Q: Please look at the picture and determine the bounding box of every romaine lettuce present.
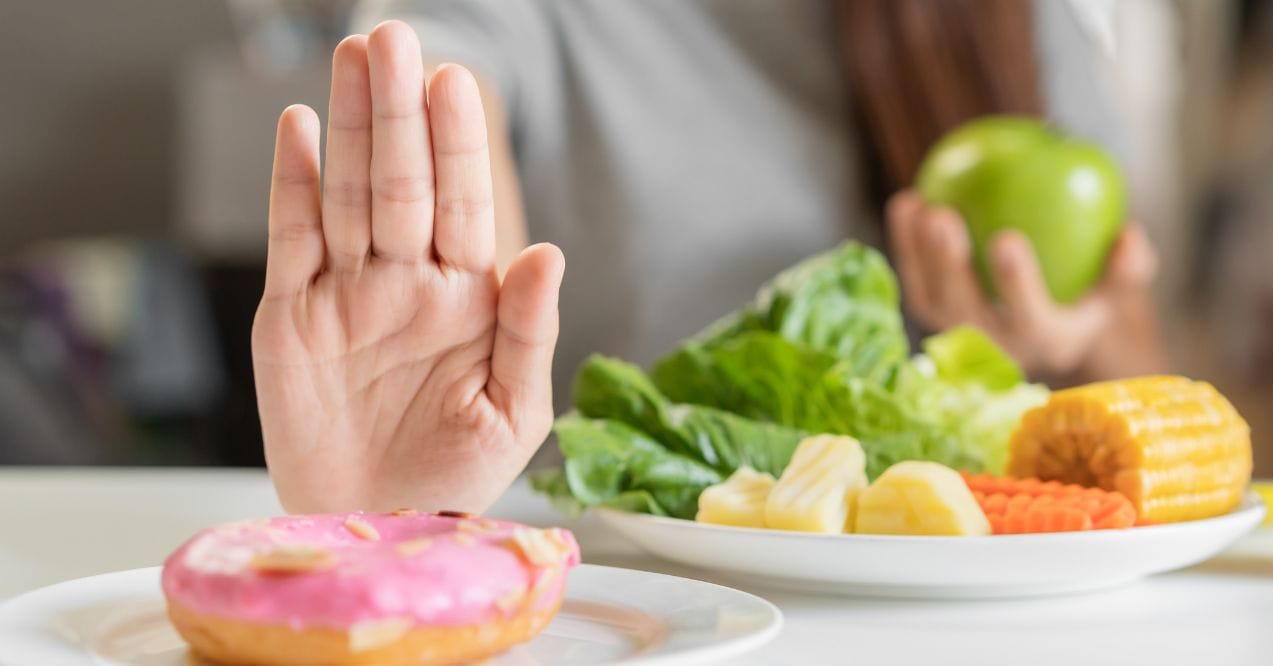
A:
[574,354,806,477]
[537,243,1048,516]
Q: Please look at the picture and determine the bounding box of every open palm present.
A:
[252,21,563,513]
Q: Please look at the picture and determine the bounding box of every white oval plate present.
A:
[0,564,780,666]
[598,492,1266,599]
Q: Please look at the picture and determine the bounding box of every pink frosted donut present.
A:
[161,510,579,665]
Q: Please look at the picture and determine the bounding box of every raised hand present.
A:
[252,21,564,513]
[887,189,1165,382]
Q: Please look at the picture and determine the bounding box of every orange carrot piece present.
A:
[962,472,1137,535]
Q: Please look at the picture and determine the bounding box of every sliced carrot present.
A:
[963,472,1137,535]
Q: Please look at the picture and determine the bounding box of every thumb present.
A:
[488,243,565,437]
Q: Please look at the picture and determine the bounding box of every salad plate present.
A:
[0,564,781,666]
[596,492,1267,599]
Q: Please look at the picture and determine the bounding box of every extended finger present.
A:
[428,64,496,274]
[885,190,934,319]
[993,231,1114,373]
[989,230,1054,334]
[925,207,989,327]
[265,105,324,299]
[1099,225,1158,291]
[367,20,434,262]
[321,35,373,272]
[488,243,565,438]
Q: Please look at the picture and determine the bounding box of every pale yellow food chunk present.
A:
[855,461,990,536]
[843,472,867,533]
[764,435,867,533]
[696,467,776,528]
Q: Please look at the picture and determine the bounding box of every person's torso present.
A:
[510,0,864,402]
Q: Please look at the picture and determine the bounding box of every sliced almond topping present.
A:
[395,537,433,557]
[494,583,528,613]
[453,532,477,547]
[344,516,381,541]
[250,545,335,574]
[348,617,413,652]
[223,519,285,540]
[508,527,571,567]
[391,508,417,517]
[457,518,502,534]
[436,510,473,519]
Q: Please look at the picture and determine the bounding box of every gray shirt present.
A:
[361,0,1120,410]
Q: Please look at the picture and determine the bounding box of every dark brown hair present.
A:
[840,0,1043,207]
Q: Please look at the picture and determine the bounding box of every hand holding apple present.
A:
[916,116,1126,304]
[886,189,1164,381]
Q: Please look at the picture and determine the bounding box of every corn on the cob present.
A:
[696,467,775,528]
[855,461,990,536]
[1007,376,1251,524]
[765,435,867,533]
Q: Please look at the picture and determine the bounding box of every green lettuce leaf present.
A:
[665,403,806,478]
[536,243,1049,517]
[652,331,841,426]
[648,315,1044,480]
[642,246,1041,481]
[653,332,975,479]
[898,327,1050,474]
[828,374,973,478]
[687,242,909,384]
[921,324,1023,390]
[574,354,805,476]
[553,414,722,519]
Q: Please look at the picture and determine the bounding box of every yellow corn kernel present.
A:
[696,467,775,528]
[1008,376,1252,523]
[764,435,867,533]
[854,461,990,536]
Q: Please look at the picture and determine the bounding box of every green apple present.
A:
[916,116,1126,304]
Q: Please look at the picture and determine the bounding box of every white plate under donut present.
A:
[597,492,1267,599]
[0,564,781,665]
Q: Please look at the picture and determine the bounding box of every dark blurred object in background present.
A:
[1205,0,1273,380]
[0,266,104,464]
[200,265,269,467]
[176,2,350,467]
[0,240,223,465]
[0,1,348,467]
[1187,0,1273,472]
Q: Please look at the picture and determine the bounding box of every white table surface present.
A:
[2,467,1271,665]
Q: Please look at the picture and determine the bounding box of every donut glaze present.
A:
[161,511,579,634]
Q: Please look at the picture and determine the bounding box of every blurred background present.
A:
[2,0,1272,475]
